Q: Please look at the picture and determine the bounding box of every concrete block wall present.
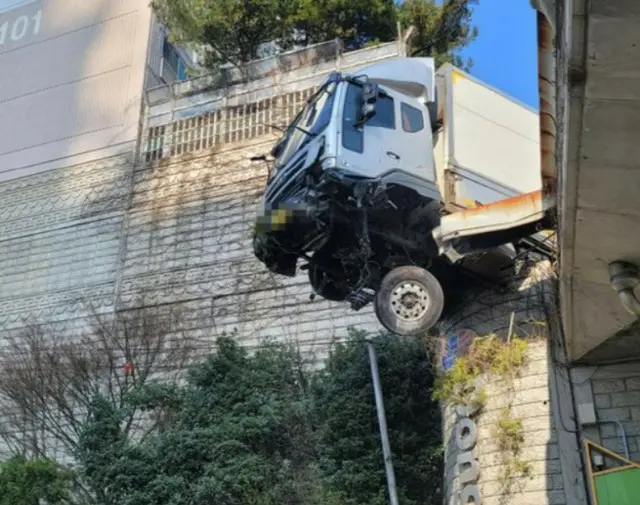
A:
[0,153,132,341]
[442,340,565,505]
[572,362,640,463]
[0,135,381,458]
[0,139,383,354]
[0,153,134,458]
[117,137,381,356]
[440,260,586,505]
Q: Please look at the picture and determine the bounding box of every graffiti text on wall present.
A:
[454,377,483,504]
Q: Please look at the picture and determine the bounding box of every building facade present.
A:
[0,3,389,361]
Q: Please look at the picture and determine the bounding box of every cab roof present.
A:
[349,57,436,104]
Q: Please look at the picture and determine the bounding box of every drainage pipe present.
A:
[592,420,630,460]
[609,261,640,318]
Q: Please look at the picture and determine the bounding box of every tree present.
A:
[151,0,478,70]
[151,0,298,69]
[399,0,478,71]
[0,456,73,505]
[75,331,443,505]
[77,335,318,505]
[290,0,398,49]
[0,302,196,503]
[312,330,444,505]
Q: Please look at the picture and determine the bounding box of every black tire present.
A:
[307,252,351,302]
[374,266,444,336]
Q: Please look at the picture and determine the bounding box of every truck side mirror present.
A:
[270,137,286,158]
[358,81,378,125]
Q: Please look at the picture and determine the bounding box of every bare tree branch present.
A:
[0,299,196,465]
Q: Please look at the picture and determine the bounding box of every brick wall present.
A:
[440,260,584,505]
[572,362,640,463]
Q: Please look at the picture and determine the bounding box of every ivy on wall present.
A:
[433,333,534,492]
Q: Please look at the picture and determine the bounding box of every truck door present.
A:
[337,82,392,178]
[385,90,436,184]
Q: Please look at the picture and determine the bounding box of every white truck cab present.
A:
[253,58,554,336]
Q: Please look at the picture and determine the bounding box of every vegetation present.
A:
[151,0,478,70]
[0,328,443,505]
[312,329,443,505]
[493,407,532,484]
[432,334,528,407]
[398,0,478,69]
[433,333,532,489]
[0,305,194,464]
[0,456,73,505]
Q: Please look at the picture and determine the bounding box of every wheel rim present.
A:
[390,281,430,321]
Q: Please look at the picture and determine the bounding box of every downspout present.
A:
[609,261,640,317]
[533,0,558,198]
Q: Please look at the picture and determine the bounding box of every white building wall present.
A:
[0,0,152,179]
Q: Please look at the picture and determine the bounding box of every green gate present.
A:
[585,439,640,505]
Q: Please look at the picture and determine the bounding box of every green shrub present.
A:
[74,330,443,505]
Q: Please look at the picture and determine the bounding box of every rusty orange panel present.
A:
[454,190,543,217]
[435,190,554,243]
[537,10,557,196]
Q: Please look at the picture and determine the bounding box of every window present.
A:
[302,81,337,136]
[401,102,425,133]
[163,37,188,82]
[342,83,364,153]
[176,59,187,81]
[368,94,395,129]
[274,81,338,167]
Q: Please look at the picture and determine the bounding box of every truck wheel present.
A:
[308,264,350,301]
[308,246,355,302]
[374,266,444,336]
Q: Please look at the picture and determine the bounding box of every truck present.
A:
[251,57,555,336]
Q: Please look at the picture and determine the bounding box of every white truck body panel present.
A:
[433,64,542,210]
[356,57,436,104]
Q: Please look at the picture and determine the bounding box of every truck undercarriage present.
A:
[254,165,454,334]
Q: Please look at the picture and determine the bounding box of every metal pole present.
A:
[367,341,400,505]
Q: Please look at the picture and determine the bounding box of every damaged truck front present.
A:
[252,57,554,336]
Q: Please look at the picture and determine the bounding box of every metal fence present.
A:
[144,87,317,162]
[142,39,403,162]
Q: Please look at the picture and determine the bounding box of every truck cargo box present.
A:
[433,64,541,212]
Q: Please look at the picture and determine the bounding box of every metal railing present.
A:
[141,39,403,162]
[144,87,317,162]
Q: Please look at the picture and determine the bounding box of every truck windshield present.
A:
[273,80,338,168]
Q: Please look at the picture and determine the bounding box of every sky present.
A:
[459,0,539,110]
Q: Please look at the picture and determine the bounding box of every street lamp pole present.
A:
[367,340,400,505]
